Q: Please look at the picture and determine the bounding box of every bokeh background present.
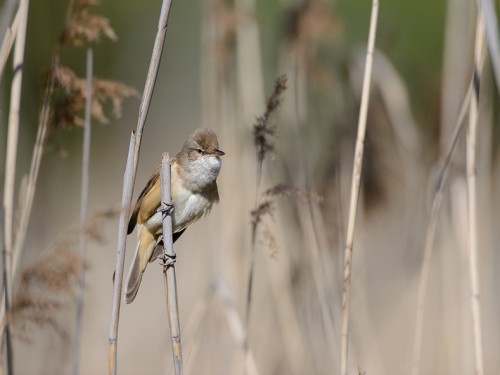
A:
[0,0,499,374]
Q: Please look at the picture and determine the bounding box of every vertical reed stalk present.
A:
[108,133,135,375]
[3,0,29,302]
[411,86,471,375]
[0,0,30,351]
[160,153,183,374]
[11,58,55,290]
[72,47,93,375]
[0,58,57,347]
[1,211,13,375]
[466,15,485,375]
[340,1,379,374]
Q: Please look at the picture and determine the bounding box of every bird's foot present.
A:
[159,251,177,267]
[157,202,174,219]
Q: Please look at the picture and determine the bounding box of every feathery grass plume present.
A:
[84,208,120,243]
[264,183,323,202]
[50,62,138,128]
[8,246,84,341]
[251,199,275,231]
[6,207,118,342]
[253,75,288,165]
[246,75,288,330]
[47,0,136,131]
[261,227,279,260]
[256,184,323,260]
[250,199,275,250]
[249,180,324,309]
[61,0,117,46]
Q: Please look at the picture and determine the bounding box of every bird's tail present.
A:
[126,227,155,303]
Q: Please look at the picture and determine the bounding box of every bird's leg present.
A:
[157,201,174,219]
[159,251,176,267]
[156,237,177,267]
[156,202,175,266]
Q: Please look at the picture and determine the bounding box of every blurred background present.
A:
[0,0,499,374]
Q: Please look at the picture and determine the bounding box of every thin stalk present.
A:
[214,278,258,375]
[11,59,55,288]
[0,6,19,81]
[340,1,378,374]
[0,7,21,366]
[72,47,93,375]
[160,153,183,374]
[108,132,135,375]
[244,75,288,329]
[466,15,485,375]
[107,0,175,372]
[0,57,56,350]
[0,210,13,375]
[411,85,471,375]
[3,0,29,303]
[245,161,262,328]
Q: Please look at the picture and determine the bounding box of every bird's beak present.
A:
[213,149,225,156]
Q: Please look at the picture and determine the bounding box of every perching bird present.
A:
[125,128,224,303]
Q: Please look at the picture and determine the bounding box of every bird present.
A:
[125,128,224,303]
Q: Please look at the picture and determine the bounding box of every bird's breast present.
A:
[171,185,213,231]
[144,184,214,236]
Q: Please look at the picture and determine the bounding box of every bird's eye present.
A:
[196,148,205,155]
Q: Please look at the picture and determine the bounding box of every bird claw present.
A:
[159,252,177,267]
[157,202,174,219]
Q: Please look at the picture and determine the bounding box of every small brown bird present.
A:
[126,128,224,303]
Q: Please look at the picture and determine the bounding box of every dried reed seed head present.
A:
[85,207,121,243]
[8,294,68,342]
[253,121,276,163]
[264,183,323,202]
[265,75,288,117]
[7,207,118,339]
[61,0,117,46]
[251,200,275,228]
[93,78,139,120]
[8,248,84,340]
[52,64,79,90]
[261,226,279,260]
[50,63,138,129]
[273,75,288,99]
[253,75,288,163]
[20,246,84,294]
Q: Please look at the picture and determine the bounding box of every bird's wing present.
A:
[127,166,161,234]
